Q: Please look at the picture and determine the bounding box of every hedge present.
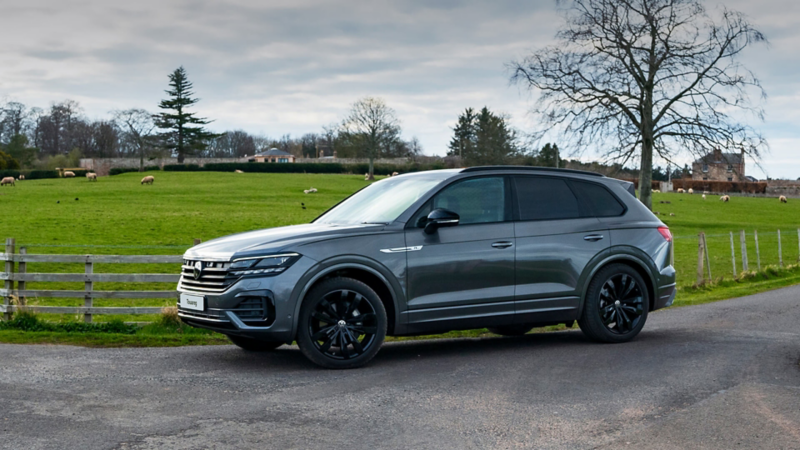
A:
[0,169,60,180]
[109,166,160,176]
[163,162,447,175]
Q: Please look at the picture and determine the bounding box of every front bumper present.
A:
[177,257,315,342]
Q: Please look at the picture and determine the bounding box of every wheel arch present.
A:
[290,258,402,339]
[578,251,658,317]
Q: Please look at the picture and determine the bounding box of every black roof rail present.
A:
[460,166,605,177]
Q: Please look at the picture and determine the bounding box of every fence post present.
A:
[697,232,706,285]
[797,228,800,262]
[730,232,737,276]
[778,229,783,267]
[740,230,749,273]
[703,232,712,281]
[84,256,93,323]
[18,246,26,306]
[4,238,15,320]
[754,230,761,271]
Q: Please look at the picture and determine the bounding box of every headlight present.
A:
[229,253,300,277]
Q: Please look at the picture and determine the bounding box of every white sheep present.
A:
[687,188,694,194]
[702,194,706,200]
[18,175,24,180]
[720,195,730,202]
[63,171,76,178]
[780,195,788,203]
[0,177,15,187]
[676,188,685,193]
[86,173,97,181]
[234,170,244,174]
[364,173,370,181]
[391,172,399,177]
[653,189,661,193]
[304,187,318,194]
[141,175,155,185]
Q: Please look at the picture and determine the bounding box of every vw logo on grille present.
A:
[193,261,203,280]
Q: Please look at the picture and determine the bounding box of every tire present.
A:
[578,264,649,343]
[487,324,533,336]
[296,277,387,369]
[227,335,283,352]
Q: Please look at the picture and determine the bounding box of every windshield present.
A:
[315,172,453,225]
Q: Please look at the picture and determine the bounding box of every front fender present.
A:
[288,255,405,340]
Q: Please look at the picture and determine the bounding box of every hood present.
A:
[184,223,384,261]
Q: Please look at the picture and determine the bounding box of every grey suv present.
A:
[177,167,676,368]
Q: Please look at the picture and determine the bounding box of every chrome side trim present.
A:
[380,246,423,254]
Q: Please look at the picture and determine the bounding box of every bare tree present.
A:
[509,0,766,209]
[114,109,156,171]
[340,97,401,180]
[0,101,30,144]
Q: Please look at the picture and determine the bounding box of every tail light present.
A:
[657,226,672,242]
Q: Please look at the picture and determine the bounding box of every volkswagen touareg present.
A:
[177,166,676,369]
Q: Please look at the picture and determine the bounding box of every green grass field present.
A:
[1,171,799,335]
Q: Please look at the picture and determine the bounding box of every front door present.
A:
[403,176,516,331]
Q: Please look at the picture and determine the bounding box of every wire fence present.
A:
[673,229,800,286]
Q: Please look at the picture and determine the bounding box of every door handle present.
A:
[492,241,514,249]
[583,234,604,242]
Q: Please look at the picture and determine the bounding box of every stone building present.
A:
[253,148,295,163]
[691,149,745,182]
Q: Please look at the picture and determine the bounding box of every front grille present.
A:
[179,260,238,294]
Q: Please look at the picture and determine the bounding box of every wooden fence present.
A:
[1,238,183,322]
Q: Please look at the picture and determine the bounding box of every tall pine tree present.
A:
[448,107,518,165]
[155,67,219,163]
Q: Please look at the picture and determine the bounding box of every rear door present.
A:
[403,176,516,330]
[512,176,611,325]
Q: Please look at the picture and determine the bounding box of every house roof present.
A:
[255,148,293,157]
[694,151,743,165]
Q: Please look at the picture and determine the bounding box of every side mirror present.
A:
[423,208,460,234]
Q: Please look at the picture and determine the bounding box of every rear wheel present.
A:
[578,264,649,343]
[487,324,533,336]
[227,335,283,352]
[296,277,387,369]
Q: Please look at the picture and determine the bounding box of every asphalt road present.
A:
[1,286,799,450]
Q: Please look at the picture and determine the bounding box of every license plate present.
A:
[179,293,205,311]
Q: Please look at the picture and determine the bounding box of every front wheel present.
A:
[578,264,649,343]
[296,277,387,369]
[227,335,283,352]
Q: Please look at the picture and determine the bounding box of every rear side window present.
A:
[431,177,507,225]
[514,176,580,221]
[569,180,625,217]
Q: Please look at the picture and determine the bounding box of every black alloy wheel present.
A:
[597,273,645,334]
[297,277,387,369]
[578,264,649,343]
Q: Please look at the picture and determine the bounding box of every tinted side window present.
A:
[569,180,625,217]
[514,176,580,221]
[430,177,507,225]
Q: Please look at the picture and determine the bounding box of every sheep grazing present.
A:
[364,173,370,181]
[653,189,661,193]
[687,188,694,194]
[702,194,706,200]
[720,195,730,202]
[63,171,76,178]
[780,195,788,203]
[0,177,15,187]
[304,187,318,194]
[86,173,97,181]
[676,188,685,193]
[669,213,676,216]
[391,172,399,177]
[141,175,155,185]
[18,175,24,180]
[234,170,244,173]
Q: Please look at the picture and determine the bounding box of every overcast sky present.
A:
[1,0,798,178]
